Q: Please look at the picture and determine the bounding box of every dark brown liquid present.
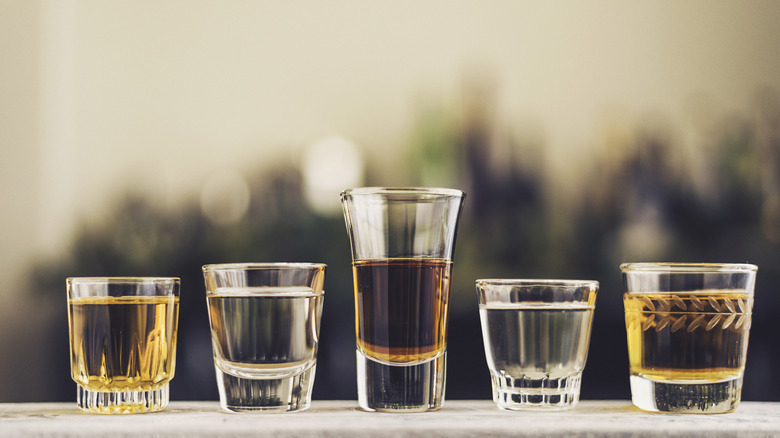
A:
[352,258,452,363]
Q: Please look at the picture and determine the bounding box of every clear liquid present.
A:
[207,287,323,378]
[479,303,594,380]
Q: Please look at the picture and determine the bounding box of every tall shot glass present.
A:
[67,277,180,414]
[341,187,465,412]
[476,279,598,410]
[203,263,325,413]
[622,263,757,413]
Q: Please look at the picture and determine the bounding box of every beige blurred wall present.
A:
[1,1,42,292]
[2,0,780,297]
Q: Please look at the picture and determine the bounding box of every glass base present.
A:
[630,375,742,414]
[490,372,581,410]
[76,384,169,414]
[356,350,446,412]
[215,363,316,413]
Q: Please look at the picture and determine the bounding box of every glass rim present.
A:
[66,277,180,285]
[340,187,465,199]
[620,263,758,273]
[202,262,327,272]
[476,279,599,288]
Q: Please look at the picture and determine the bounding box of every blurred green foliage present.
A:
[30,88,780,402]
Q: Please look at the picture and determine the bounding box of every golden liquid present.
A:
[624,291,751,382]
[353,259,451,363]
[68,296,179,392]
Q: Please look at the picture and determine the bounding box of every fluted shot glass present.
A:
[476,279,598,410]
[341,187,465,412]
[203,263,325,413]
[622,263,757,414]
[67,277,180,414]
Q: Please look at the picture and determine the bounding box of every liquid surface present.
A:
[353,258,451,364]
[207,287,323,377]
[68,296,179,391]
[479,303,594,379]
[624,290,752,382]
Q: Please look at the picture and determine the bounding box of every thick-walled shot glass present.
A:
[476,279,598,410]
[203,263,325,413]
[622,263,757,414]
[67,277,180,414]
[341,187,465,412]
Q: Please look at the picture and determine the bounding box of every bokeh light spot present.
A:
[200,169,251,225]
[302,136,364,215]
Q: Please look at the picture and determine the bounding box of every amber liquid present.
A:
[68,296,179,392]
[353,258,451,364]
[624,291,752,382]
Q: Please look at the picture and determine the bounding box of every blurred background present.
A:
[2,0,780,403]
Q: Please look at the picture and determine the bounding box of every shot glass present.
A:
[202,263,326,413]
[67,277,180,414]
[341,187,465,412]
[622,263,757,414]
[475,279,598,410]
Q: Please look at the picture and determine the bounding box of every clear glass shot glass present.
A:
[341,187,465,412]
[476,279,598,410]
[203,263,326,413]
[622,262,757,414]
[67,277,180,414]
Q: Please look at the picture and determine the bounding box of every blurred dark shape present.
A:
[23,83,780,403]
[27,165,356,402]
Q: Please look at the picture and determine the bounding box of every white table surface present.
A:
[1,400,778,438]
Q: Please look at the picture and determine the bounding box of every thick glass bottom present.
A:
[630,375,742,414]
[356,350,446,412]
[76,384,169,414]
[490,372,581,410]
[215,363,316,413]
